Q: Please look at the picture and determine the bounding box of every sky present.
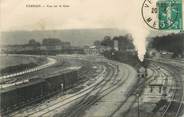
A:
[1,0,149,31]
[0,0,182,61]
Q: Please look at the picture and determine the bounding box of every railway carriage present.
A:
[0,69,79,115]
[0,79,45,112]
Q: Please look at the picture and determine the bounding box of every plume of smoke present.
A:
[121,23,150,62]
[115,0,150,62]
[130,29,149,61]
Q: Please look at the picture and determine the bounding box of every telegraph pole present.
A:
[136,93,140,117]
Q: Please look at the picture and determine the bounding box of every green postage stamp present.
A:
[142,0,183,30]
[157,0,183,30]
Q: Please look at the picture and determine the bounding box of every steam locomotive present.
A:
[137,66,148,78]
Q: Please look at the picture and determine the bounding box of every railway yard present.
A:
[0,54,184,117]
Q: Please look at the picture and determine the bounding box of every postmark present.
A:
[141,0,183,30]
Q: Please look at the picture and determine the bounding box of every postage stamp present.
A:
[142,0,183,30]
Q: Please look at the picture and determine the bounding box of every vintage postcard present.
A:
[0,0,184,117]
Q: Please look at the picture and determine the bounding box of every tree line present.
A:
[148,33,184,57]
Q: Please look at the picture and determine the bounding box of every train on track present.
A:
[137,66,148,78]
[0,69,79,115]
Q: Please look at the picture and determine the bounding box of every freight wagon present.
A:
[0,69,78,115]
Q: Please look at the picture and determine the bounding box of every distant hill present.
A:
[1,29,127,46]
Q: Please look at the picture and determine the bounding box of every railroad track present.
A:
[7,59,102,116]
[149,59,184,117]
[0,57,66,85]
[159,64,183,117]
[62,63,130,117]
[110,61,176,117]
[0,57,56,80]
[9,61,115,117]
[109,63,161,117]
[38,62,120,117]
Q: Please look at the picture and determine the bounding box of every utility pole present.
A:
[136,93,140,117]
[61,83,64,95]
[162,77,168,100]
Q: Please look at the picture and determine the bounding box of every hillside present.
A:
[1,29,127,46]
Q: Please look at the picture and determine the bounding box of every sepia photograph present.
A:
[0,0,184,117]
